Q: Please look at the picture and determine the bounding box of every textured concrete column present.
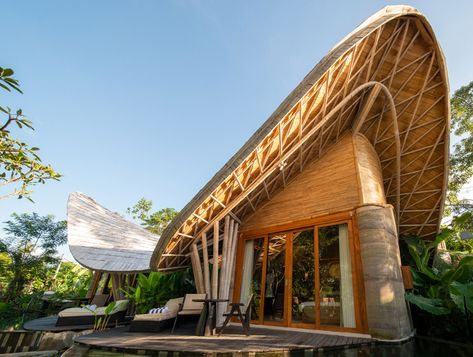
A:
[356,205,412,339]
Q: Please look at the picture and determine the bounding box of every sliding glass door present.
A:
[237,217,358,331]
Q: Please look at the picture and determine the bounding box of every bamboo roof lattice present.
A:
[151,5,449,271]
[68,192,159,272]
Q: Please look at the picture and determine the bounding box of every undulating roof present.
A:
[151,5,449,271]
[68,192,159,272]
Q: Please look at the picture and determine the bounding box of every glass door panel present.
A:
[318,223,355,328]
[291,229,315,325]
[263,233,287,323]
[240,238,265,321]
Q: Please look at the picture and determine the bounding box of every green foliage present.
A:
[123,269,194,314]
[402,224,473,341]
[52,262,92,299]
[444,211,473,253]
[127,198,178,235]
[447,81,473,216]
[0,66,61,201]
[0,213,67,300]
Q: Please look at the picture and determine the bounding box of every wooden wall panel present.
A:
[241,135,360,232]
[353,134,386,205]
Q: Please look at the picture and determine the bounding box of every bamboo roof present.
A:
[68,192,159,272]
[151,5,450,271]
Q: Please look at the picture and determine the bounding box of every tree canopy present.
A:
[0,67,60,201]
[127,198,178,235]
[448,81,473,216]
[0,213,67,300]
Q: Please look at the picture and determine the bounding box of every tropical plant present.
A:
[51,262,92,299]
[404,232,473,315]
[0,67,60,201]
[123,270,194,314]
[127,198,178,235]
[83,300,126,331]
[402,220,473,341]
[0,213,67,300]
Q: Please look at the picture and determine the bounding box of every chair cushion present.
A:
[178,309,203,316]
[58,306,107,317]
[133,310,177,321]
[165,297,184,312]
[182,294,206,310]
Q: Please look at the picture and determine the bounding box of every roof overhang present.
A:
[151,5,450,271]
[68,192,160,273]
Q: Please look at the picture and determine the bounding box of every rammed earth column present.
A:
[356,205,412,340]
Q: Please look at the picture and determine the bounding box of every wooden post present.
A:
[86,271,101,301]
[201,232,211,295]
[192,243,205,294]
[212,220,219,299]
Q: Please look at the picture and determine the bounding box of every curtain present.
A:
[240,240,255,303]
[339,224,356,328]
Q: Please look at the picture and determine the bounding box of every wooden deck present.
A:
[75,323,373,355]
[23,316,95,332]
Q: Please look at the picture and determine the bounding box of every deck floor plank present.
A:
[75,324,371,354]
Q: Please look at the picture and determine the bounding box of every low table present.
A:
[193,298,229,336]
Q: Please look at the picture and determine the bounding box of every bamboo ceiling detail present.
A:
[151,6,449,271]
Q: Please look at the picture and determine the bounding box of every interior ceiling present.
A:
[152,7,449,271]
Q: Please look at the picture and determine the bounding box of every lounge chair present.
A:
[171,293,206,333]
[217,294,253,336]
[55,299,129,327]
[129,297,184,332]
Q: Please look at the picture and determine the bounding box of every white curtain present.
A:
[339,223,356,328]
[240,240,254,303]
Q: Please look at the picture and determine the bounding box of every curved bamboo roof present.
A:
[68,192,159,272]
[151,5,450,271]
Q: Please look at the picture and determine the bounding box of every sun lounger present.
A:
[129,297,184,332]
[55,299,129,326]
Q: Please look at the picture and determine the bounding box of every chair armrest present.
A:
[229,303,244,307]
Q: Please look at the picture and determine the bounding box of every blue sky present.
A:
[1,1,472,260]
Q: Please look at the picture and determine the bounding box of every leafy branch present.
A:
[0,66,61,201]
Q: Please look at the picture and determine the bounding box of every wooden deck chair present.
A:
[218,294,253,336]
[171,293,206,333]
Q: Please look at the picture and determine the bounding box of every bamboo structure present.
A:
[151,5,449,273]
[65,5,449,341]
[147,5,448,340]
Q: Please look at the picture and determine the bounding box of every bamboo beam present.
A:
[212,220,219,299]
[191,243,205,294]
[201,232,211,295]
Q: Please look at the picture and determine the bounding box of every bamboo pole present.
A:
[217,216,231,325]
[212,220,219,299]
[201,232,211,295]
[86,271,102,301]
[227,223,239,305]
[191,243,205,293]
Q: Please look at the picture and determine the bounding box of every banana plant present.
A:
[403,229,473,316]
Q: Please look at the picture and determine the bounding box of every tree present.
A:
[0,213,67,300]
[0,67,61,201]
[447,81,473,216]
[127,198,178,235]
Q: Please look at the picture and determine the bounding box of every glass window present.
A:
[318,223,355,328]
[240,238,265,320]
[292,229,315,324]
[263,233,287,322]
